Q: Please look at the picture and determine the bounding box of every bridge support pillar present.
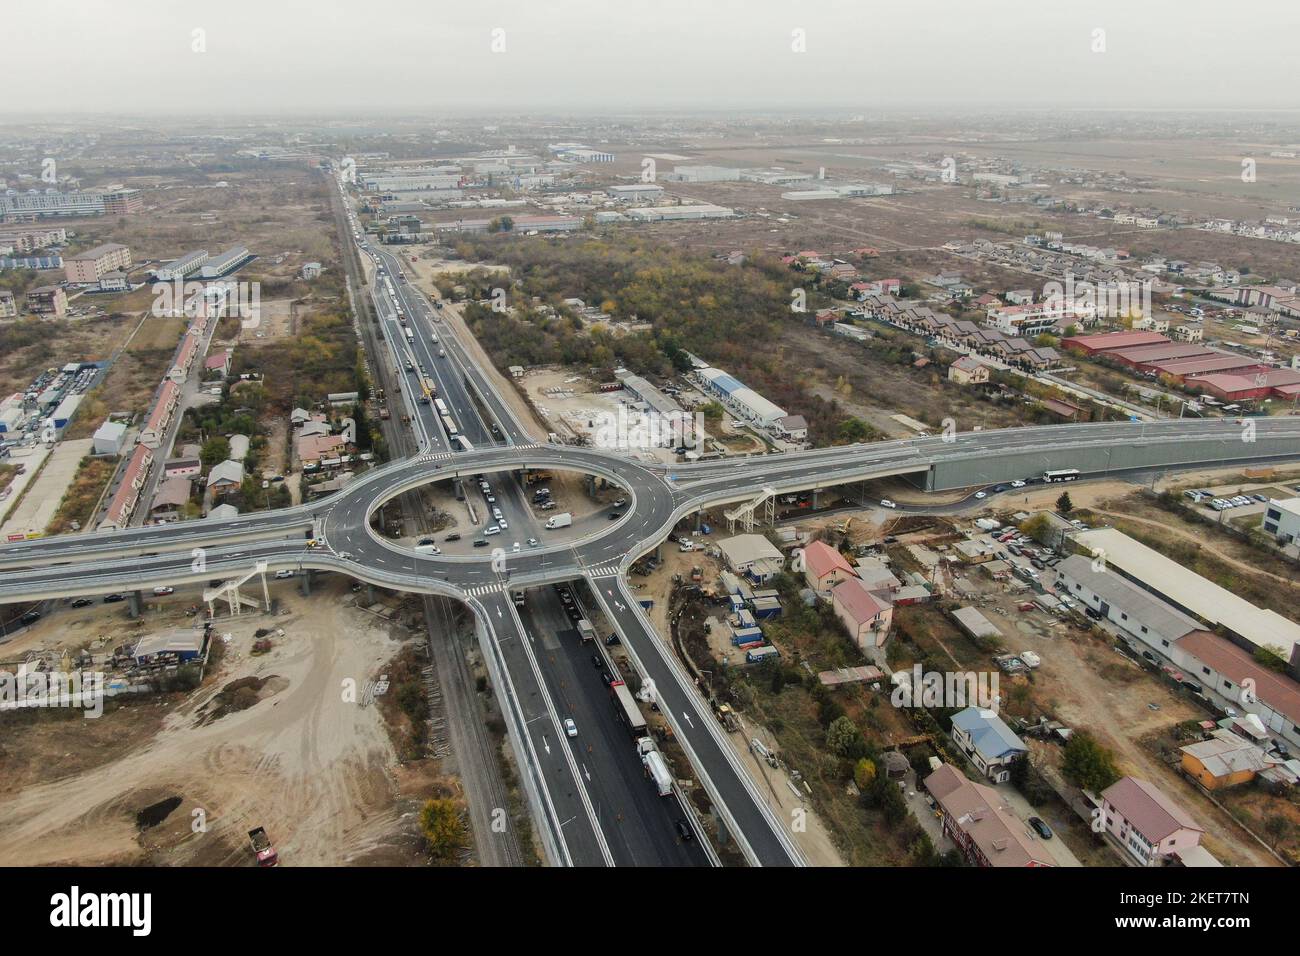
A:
[127,590,142,618]
[299,570,312,597]
[712,806,731,848]
[366,583,376,604]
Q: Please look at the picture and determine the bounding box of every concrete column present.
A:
[127,590,142,619]
[366,583,376,604]
[299,569,312,597]
[712,806,731,847]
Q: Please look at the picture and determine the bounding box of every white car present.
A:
[484,525,501,536]
[512,541,521,552]
[730,420,745,429]
[880,499,898,509]
[152,586,174,596]
[274,570,295,579]
[498,518,509,530]
[527,538,539,548]
[564,718,578,738]
[974,491,987,499]
[1010,479,1026,488]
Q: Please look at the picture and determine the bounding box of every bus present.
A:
[434,398,450,417]
[1042,469,1080,483]
[440,414,458,437]
[609,680,648,736]
[403,327,414,342]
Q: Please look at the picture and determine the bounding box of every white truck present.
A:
[637,738,673,797]
[545,512,572,530]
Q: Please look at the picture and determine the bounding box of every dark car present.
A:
[674,818,694,842]
[103,593,125,603]
[70,598,94,608]
[608,511,622,520]
[591,654,603,669]
[1028,816,1053,840]
[418,537,436,546]
[604,633,620,646]
[993,484,1008,493]
[1084,606,1103,621]
[19,610,42,625]
[472,539,488,548]
[444,533,461,542]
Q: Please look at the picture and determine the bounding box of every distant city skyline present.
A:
[6,0,1299,116]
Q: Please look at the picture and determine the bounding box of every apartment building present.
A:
[25,285,67,316]
[64,243,132,284]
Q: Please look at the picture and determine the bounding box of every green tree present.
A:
[200,436,230,469]
[826,715,865,759]
[419,798,466,862]
[854,757,877,791]
[1061,731,1121,793]
[1253,645,1287,672]
[698,401,725,421]
[1056,491,1074,514]
[1019,513,1052,544]
[834,417,876,445]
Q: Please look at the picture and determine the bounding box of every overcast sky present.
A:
[6,0,1299,116]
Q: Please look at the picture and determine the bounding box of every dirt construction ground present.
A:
[0,577,433,866]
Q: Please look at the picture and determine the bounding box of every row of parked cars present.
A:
[1185,489,1269,511]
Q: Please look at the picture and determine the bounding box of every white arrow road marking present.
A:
[682,711,694,729]
[542,735,550,755]
[582,763,591,782]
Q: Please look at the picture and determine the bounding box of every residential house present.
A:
[831,577,893,657]
[1180,729,1278,790]
[924,764,1054,867]
[150,477,192,517]
[297,433,346,467]
[948,356,990,385]
[949,706,1027,784]
[207,459,245,494]
[204,350,232,378]
[1100,776,1204,866]
[99,444,153,530]
[800,540,858,598]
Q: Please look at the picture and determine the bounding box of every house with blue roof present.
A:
[950,707,1027,783]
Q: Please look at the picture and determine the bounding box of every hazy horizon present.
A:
[5,0,1299,116]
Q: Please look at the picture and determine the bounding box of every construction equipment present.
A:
[248,827,278,866]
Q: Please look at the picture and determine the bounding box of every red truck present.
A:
[248,827,278,867]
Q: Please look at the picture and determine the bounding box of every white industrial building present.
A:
[92,420,127,455]
[1262,497,1300,544]
[1056,553,1300,752]
[665,165,741,183]
[626,204,735,222]
[694,366,787,427]
[1073,528,1300,662]
[154,249,208,281]
[740,169,815,185]
[198,246,250,278]
[606,184,665,202]
[717,534,786,583]
[781,183,894,201]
